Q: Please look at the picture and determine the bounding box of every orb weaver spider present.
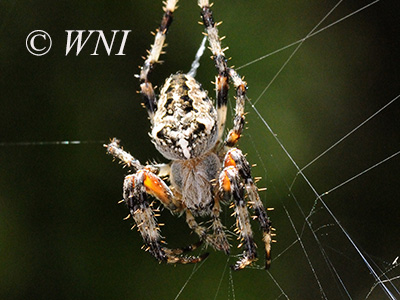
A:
[105,0,273,270]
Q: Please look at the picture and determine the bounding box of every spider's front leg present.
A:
[140,0,178,117]
[199,0,247,147]
[105,139,208,264]
[220,148,273,270]
[123,170,208,264]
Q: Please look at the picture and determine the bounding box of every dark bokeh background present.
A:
[1,1,399,299]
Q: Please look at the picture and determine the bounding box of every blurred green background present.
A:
[0,0,399,299]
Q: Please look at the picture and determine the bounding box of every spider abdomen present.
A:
[151,73,218,160]
[170,152,221,215]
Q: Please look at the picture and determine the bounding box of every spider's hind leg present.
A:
[123,171,208,264]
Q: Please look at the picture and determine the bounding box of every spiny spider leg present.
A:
[104,138,169,176]
[225,69,247,147]
[165,240,204,256]
[198,0,247,147]
[224,148,273,269]
[124,172,209,264]
[104,138,143,171]
[185,209,229,254]
[140,0,178,117]
[198,0,228,142]
[210,194,230,254]
[219,165,257,270]
[106,140,209,264]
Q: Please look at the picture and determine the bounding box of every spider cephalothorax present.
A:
[106,0,273,270]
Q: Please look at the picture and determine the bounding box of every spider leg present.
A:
[140,0,178,117]
[198,0,247,147]
[198,0,229,142]
[165,240,204,255]
[224,148,272,269]
[124,171,208,264]
[219,166,257,270]
[104,138,143,172]
[185,210,208,241]
[185,209,229,254]
[225,69,247,147]
[210,195,230,254]
[107,139,208,262]
[105,138,170,176]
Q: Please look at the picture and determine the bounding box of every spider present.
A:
[105,0,273,270]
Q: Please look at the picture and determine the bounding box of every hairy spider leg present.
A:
[198,0,247,147]
[198,0,229,142]
[226,69,247,147]
[210,194,230,254]
[104,138,143,171]
[184,208,230,254]
[219,165,257,270]
[140,0,178,117]
[224,148,272,269]
[106,140,209,264]
[124,171,209,264]
[104,138,170,176]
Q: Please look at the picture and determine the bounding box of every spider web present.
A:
[0,0,399,299]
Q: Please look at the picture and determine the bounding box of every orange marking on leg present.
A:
[227,131,240,145]
[142,171,172,205]
[224,153,236,168]
[221,172,231,192]
[217,75,229,92]
[238,83,246,93]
